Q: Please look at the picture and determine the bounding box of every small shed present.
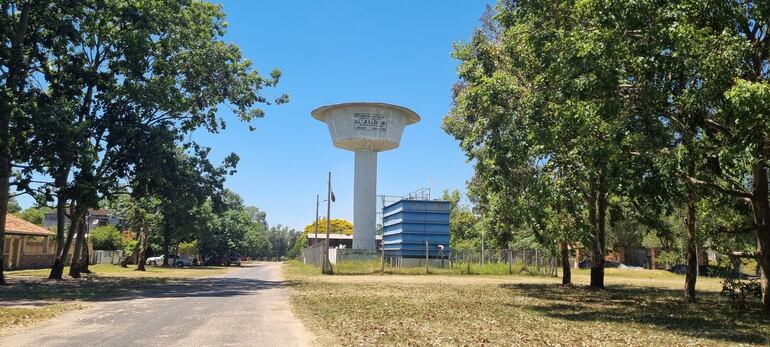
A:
[2,214,56,270]
[382,199,450,259]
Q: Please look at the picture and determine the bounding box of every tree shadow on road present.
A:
[1,270,294,303]
[499,283,770,346]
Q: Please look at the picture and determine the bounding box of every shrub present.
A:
[90,225,123,250]
[722,276,762,309]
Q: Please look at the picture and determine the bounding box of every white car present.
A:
[146,255,193,267]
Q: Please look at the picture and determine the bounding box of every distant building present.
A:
[43,209,126,232]
[306,233,382,249]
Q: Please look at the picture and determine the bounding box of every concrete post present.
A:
[353,151,377,250]
[13,237,21,269]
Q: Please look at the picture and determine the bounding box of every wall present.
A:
[91,250,123,265]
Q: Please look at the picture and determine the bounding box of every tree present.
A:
[287,233,307,259]
[90,225,123,250]
[16,206,50,226]
[621,0,770,309]
[158,149,236,266]
[0,1,78,284]
[7,197,20,213]
[267,225,300,258]
[441,189,480,248]
[243,225,271,258]
[446,1,686,289]
[244,206,268,229]
[178,240,199,257]
[29,0,285,279]
[124,196,163,271]
[303,218,352,235]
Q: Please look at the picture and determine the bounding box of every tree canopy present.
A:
[303,218,353,236]
[445,0,770,310]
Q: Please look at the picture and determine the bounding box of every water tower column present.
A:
[353,150,377,250]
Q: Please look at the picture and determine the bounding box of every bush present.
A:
[123,239,138,254]
[722,276,762,309]
[179,240,198,256]
[90,225,123,250]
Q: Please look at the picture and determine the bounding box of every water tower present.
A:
[312,102,420,250]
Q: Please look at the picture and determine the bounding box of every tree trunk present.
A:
[589,176,606,289]
[162,221,170,267]
[53,194,66,262]
[50,207,80,279]
[684,160,698,302]
[0,160,8,285]
[751,164,770,312]
[68,217,86,278]
[560,242,571,285]
[119,223,143,267]
[119,241,140,268]
[81,235,91,274]
[137,227,147,271]
[0,1,32,286]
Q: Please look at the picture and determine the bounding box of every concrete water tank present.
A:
[312,102,420,250]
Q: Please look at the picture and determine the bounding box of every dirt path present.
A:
[0,262,314,347]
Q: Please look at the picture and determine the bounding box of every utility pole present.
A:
[323,172,333,274]
[314,194,319,243]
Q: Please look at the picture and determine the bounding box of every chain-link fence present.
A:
[446,248,560,276]
[300,244,561,276]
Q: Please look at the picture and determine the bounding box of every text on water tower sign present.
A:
[353,113,387,132]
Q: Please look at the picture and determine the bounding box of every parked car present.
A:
[204,254,242,267]
[578,260,620,269]
[204,255,228,266]
[228,254,242,267]
[146,255,193,267]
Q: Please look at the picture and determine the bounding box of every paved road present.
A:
[1,262,314,347]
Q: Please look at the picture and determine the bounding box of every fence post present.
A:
[508,248,512,275]
[380,247,385,274]
[425,241,429,274]
[466,251,470,274]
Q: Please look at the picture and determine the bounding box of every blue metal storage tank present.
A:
[382,199,450,258]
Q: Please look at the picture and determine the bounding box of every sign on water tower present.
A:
[312,102,420,250]
[353,113,387,132]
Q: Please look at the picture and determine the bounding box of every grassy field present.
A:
[284,260,769,346]
[0,264,233,332]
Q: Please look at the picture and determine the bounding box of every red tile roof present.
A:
[6,214,54,236]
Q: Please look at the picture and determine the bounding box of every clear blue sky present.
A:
[20,1,491,231]
[199,1,492,231]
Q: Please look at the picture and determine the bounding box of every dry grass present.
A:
[284,261,770,346]
[7,264,230,279]
[0,303,82,337]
